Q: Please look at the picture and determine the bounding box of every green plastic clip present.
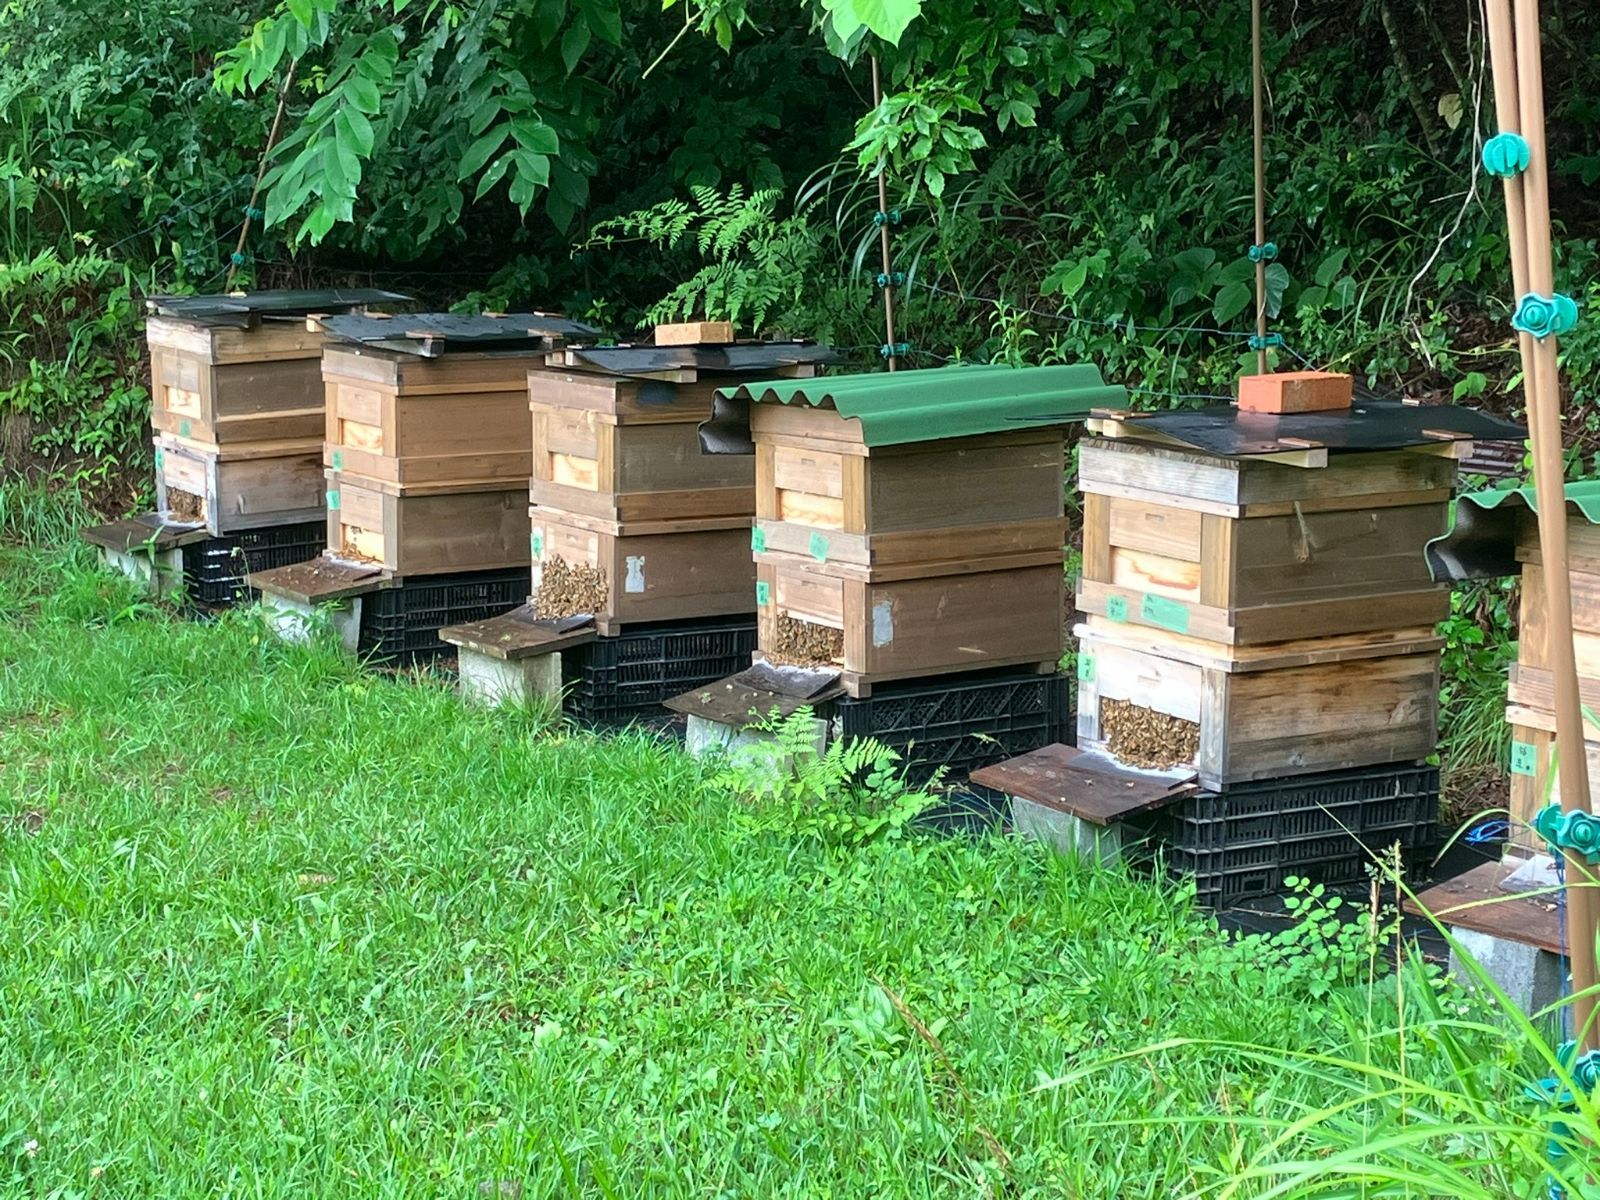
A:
[872,208,903,227]
[879,342,912,359]
[1533,801,1600,863]
[1482,132,1531,178]
[1512,292,1580,341]
[1247,242,1279,263]
[875,271,906,288]
[1247,333,1284,352]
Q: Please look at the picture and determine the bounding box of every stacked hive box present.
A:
[1494,491,1600,851]
[705,363,1125,697]
[146,290,404,534]
[526,339,833,635]
[1074,431,1458,787]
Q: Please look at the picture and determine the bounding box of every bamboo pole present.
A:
[225,58,298,293]
[1487,0,1598,1046]
[1251,0,1267,375]
[870,56,899,373]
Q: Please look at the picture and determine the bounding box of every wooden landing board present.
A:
[968,744,1195,827]
[437,606,596,661]
[1404,860,1564,956]
[664,662,844,726]
[246,556,391,604]
[80,516,210,554]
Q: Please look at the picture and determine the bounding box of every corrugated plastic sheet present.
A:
[1426,480,1600,581]
[703,362,1125,451]
[147,289,409,326]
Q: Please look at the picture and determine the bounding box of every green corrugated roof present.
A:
[710,363,1126,449]
[1426,480,1600,582]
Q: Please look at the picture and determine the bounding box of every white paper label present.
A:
[871,600,894,647]
[625,556,646,593]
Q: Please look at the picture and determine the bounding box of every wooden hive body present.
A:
[747,402,1067,694]
[327,470,530,577]
[1503,512,1600,850]
[323,347,541,485]
[529,371,754,525]
[154,433,325,534]
[1077,439,1456,644]
[148,316,329,444]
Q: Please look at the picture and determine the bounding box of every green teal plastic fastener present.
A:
[1513,291,1580,340]
[1106,595,1129,622]
[230,251,245,266]
[875,271,906,288]
[1510,739,1538,777]
[1247,333,1284,351]
[1247,242,1278,263]
[750,527,766,553]
[872,208,903,226]
[879,342,912,359]
[755,581,770,606]
[1533,801,1600,862]
[243,205,264,220]
[1482,132,1532,178]
[1525,1040,1600,1165]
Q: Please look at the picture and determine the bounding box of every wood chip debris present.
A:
[534,556,607,619]
[1101,698,1199,771]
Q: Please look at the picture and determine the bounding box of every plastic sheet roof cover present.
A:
[1427,480,1600,582]
[702,362,1126,452]
[146,289,410,326]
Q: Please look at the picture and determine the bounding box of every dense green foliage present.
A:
[0,523,1590,1198]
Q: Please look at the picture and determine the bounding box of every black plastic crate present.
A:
[1169,764,1441,908]
[563,615,758,728]
[181,522,326,608]
[357,568,530,665]
[833,669,1070,786]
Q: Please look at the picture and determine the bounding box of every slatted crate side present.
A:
[155,434,326,534]
[530,513,755,632]
[1076,628,1441,789]
[756,557,1065,695]
[529,403,754,523]
[328,472,531,576]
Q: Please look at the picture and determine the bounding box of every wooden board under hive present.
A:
[154,433,325,534]
[328,471,530,576]
[529,510,754,635]
[1076,439,1456,644]
[1075,616,1442,790]
[148,316,329,444]
[322,347,539,485]
[530,393,753,524]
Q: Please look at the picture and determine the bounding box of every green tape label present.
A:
[1511,740,1538,777]
[755,581,770,606]
[750,527,766,553]
[331,450,345,471]
[1106,595,1129,622]
[178,419,191,439]
[531,530,544,560]
[154,449,166,470]
[1140,593,1190,634]
[1076,653,1095,683]
[325,490,340,511]
[808,531,829,562]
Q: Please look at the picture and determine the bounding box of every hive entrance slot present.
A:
[1101,697,1199,771]
[166,486,205,522]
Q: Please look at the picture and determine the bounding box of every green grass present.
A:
[0,537,1560,1198]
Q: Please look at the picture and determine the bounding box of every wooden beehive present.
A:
[1077,438,1456,644]
[529,371,753,524]
[155,433,325,533]
[327,471,530,576]
[1076,616,1443,790]
[147,316,329,445]
[323,347,537,485]
[746,403,1069,694]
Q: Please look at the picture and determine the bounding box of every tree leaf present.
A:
[458,126,508,180]
[346,74,381,114]
[1264,262,1289,317]
[510,117,559,155]
[561,22,591,73]
[335,107,373,158]
[1212,280,1252,325]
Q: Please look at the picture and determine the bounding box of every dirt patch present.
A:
[13,808,46,835]
[766,612,844,668]
[165,486,205,522]
[1101,698,1199,770]
[534,556,608,618]
[1441,763,1510,831]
